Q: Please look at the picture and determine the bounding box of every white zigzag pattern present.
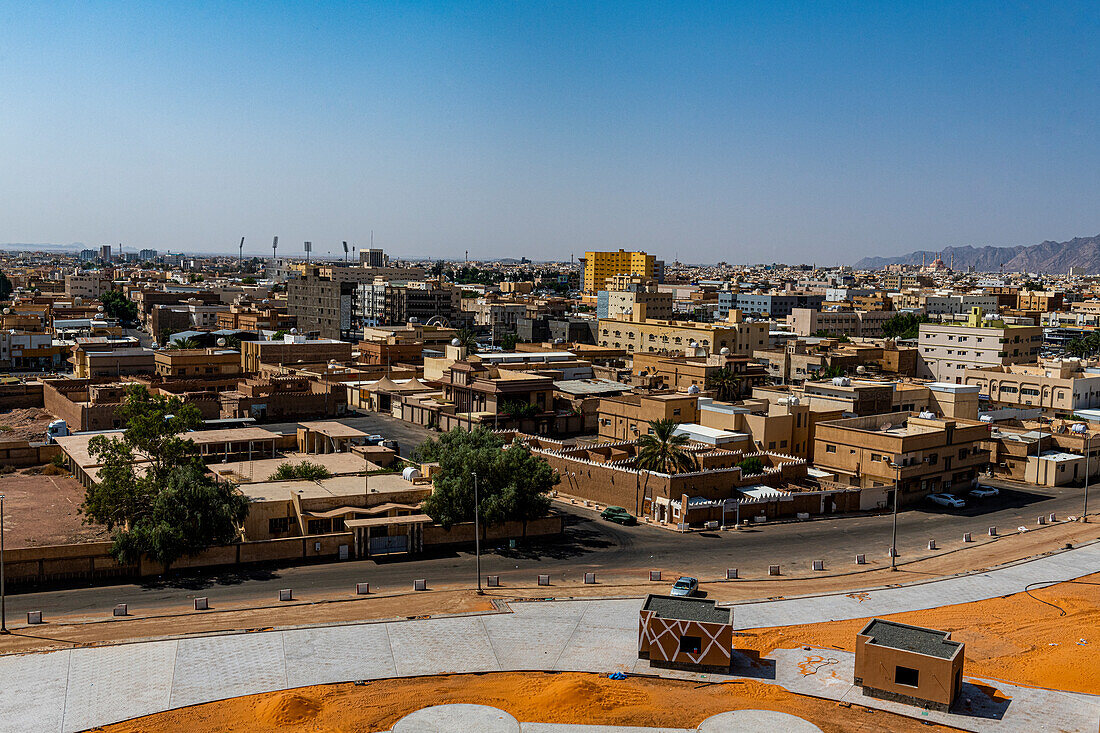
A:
[641,613,728,665]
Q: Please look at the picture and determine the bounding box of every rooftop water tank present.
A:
[401,466,422,482]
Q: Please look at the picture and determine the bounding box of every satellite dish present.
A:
[451,338,462,347]
[216,338,227,347]
[719,347,730,355]
[290,328,298,335]
[879,422,892,432]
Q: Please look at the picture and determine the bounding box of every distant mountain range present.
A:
[854,235,1100,274]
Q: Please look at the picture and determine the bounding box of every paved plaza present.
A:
[0,541,1096,732]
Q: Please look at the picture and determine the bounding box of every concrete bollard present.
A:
[888,547,898,557]
[584,572,596,584]
[726,568,738,579]
[768,565,781,576]
[413,579,427,591]
[963,532,973,542]
[537,574,551,586]
[1049,513,1057,522]
[1038,515,1046,525]
[988,526,997,537]
[649,570,662,581]
[487,575,500,587]
[855,553,866,565]
[278,589,293,602]
[113,604,127,617]
[928,539,937,550]
[812,560,824,571]
[194,597,209,610]
[27,611,42,625]
[355,583,370,595]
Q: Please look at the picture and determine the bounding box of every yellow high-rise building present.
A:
[583,249,656,293]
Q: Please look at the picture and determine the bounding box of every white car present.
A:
[969,486,1000,499]
[927,493,966,509]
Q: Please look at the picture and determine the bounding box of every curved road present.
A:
[6,477,1089,620]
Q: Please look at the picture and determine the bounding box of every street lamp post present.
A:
[890,486,899,571]
[472,472,483,595]
[1085,433,1092,523]
[1,493,6,633]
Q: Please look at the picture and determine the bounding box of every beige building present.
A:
[789,308,896,338]
[813,413,990,502]
[240,335,353,373]
[597,393,699,441]
[64,271,110,300]
[154,348,242,378]
[598,310,768,357]
[964,358,1100,414]
[917,308,1041,384]
[598,275,673,321]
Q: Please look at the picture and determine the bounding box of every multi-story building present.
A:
[596,276,673,320]
[1016,290,1064,313]
[287,267,373,339]
[597,310,768,357]
[239,335,353,373]
[596,393,699,441]
[583,249,656,293]
[138,249,158,260]
[64,271,110,300]
[356,280,460,327]
[359,248,387,267]
[98,244,112,261]
[0,332,65,370]
[814,413,990,503]
[789,308,896,338]
[882,273,932,290]
[917,308,1042,383]
[964,358,1100,413]
[720,291,824,319]
[154,348,242,378]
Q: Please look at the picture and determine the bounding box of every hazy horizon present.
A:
[3,3,1099,262]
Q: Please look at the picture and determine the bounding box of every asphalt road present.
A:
[6,479,1090,620]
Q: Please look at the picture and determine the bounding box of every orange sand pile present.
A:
[739,572,1100,695]
[99,672,956,732]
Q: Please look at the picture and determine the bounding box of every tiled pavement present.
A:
[0,542,1097,732]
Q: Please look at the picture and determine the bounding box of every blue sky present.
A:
[1,2,1098,262]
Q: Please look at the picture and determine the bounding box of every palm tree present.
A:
[167,338,200,350]
[706,367,741,401]
[453,328,479,355]
[634,419,698,474]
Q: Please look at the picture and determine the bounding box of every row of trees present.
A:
[881,312,932,340]
[1065,332,1100,358]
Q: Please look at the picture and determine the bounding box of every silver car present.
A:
[927,493,966,509]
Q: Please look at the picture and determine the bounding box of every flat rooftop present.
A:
[239,472,427,503]
[642,595,731,625]
[860,619,961,659]
[298,421,369,439]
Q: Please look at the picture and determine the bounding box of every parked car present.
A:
[927,493,966,509]
[969,485,1000,499]
[670,576,699,597]
[600,506,637,525]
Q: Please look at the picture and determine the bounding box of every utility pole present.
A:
[472,472,483,594]
[890,485,899,571]
[238,236,245,272]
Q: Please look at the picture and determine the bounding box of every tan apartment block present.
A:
[240,336,353,373]
[597,393,698,441]
[813,413,990,502]
[964,359,1100,413]
[154,348,242,378]
[598,310,768,357]
[789,308,895,338]
[917,308,1041,384]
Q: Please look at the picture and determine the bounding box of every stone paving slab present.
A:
[0,649,70,733]
[169,633,288,708]
[61,640,177,733]
[386,615,502,676]
[283,622,396,687]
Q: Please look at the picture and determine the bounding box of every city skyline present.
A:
[3,2,1099,261]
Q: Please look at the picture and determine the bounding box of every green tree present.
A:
[241,276,256,285]
[272,329,289,340]
[271,461,332,481]
[816,365,846,380]
[737,457,764,474]
[500,399,537,419]
[499,332,519,350]
[706,367,741,401]
[168,337,201,350]
[881,312,931,340]
[417,428,556,537]
[0,270,12,300]
[100,289,138,321]
[83,386,249,569]
[634,419,698,474]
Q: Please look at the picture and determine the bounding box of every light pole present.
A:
[890,485,899,571]
[1084,432,1092,523]
[472,472,483,595]
[1,493,6,633]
